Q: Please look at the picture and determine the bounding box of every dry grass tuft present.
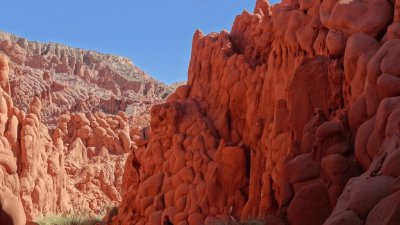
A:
[36,215,103,225]
[213,214,286,225]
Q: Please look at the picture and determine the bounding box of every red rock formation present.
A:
[0,54,27,225]
[0,54,152,223]
[52,111,137,216]
[0,32,178,223]
[0,32,173,127]
[113,0,400,225]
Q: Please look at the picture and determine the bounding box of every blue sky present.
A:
[0,0,275,84]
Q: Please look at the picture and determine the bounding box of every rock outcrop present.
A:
[0,50,156,223]
[0,33,174,223]
[0,32,173,127]
[113,0,400,225]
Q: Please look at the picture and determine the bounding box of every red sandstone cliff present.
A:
[0,53,158,223]
[0,36,167,223]
[0,32,173,127]
[113,0,400,225]
[0,33,174,223]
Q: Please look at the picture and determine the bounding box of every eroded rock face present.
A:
[0,32,173,128]
[114,0,400,224]
[52,111,138,216]
[0,55,27,225]
[0,54,152,223]
[0,33,177,222]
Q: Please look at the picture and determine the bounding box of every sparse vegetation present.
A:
[235,218,266,225]
[211,214,285,225]
[36,215,103,225]
[36,205,118,225]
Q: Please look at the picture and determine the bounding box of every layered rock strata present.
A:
[0,32,172,127]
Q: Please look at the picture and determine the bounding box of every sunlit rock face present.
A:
[113,0,400,224]
[0,45,162,223]
[0,31,173,128]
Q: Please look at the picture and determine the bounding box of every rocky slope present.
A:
[0,53,156,224]
[0,33,172,223]
[112,0,400,225]
[0,32,173,223]
[0,32,173,127]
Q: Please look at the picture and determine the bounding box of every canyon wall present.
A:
[0,47,157,223]
[114,0,400,225]
[0,33,174,223]
[0,32,173,127]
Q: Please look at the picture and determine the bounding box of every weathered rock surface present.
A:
[0,48,158,223]
[2,0,400,224]
[0,32,173,128]
[112,0,400,225]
